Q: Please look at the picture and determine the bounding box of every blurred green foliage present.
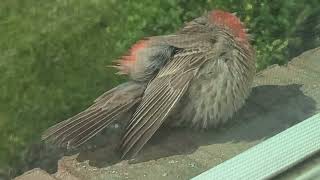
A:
[0,0,319,177]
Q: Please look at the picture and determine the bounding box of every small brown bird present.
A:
[42,10,256,159]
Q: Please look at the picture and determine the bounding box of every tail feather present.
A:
[43,108,100,142]
[54,109,111,147]
[42,82,146,149]
[67,99,140,148]
[42,108,97,139]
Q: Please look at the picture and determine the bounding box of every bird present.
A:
[42,9,256,159]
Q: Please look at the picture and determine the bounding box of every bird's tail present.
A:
[42,81,146,149]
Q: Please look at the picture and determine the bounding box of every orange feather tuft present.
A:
[113,40,148,75]
[210,10,248,42]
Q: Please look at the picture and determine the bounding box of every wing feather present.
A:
[119,49,207,158]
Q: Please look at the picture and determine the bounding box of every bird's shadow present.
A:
[75,84,317,167]
[34,84,316,173]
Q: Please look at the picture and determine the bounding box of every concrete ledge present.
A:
[192,113,320,180]
[14,168,57,180]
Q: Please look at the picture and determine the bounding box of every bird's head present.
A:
[207,10,248,42]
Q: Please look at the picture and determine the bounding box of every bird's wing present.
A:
[149,33,214,49]
[119,45,215,158]
[42,82,145,149]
